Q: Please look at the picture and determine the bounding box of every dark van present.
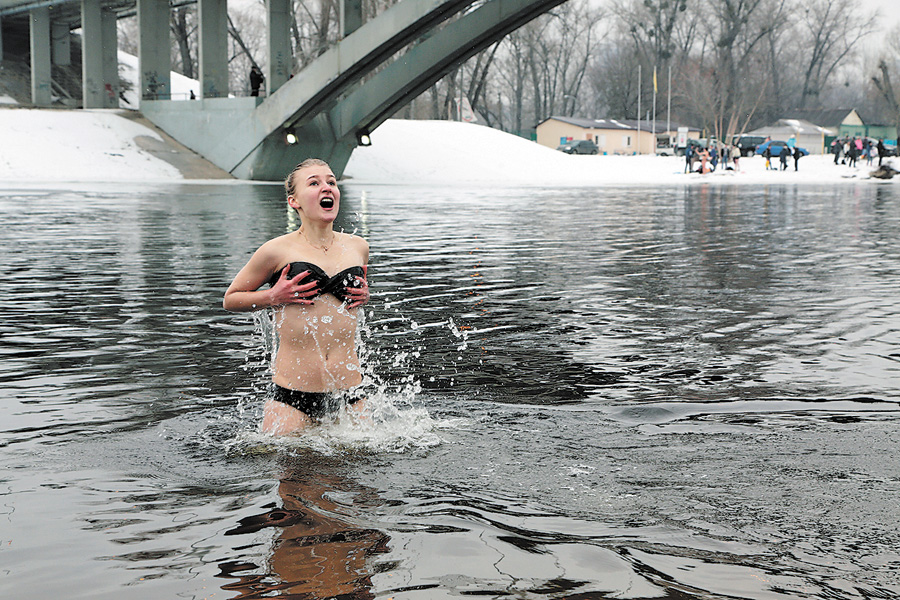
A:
[732,135,767,157]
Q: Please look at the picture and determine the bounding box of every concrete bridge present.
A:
[0,0,566,179]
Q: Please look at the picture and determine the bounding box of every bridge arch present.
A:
[143,0,566,180]
[2,0,565,178]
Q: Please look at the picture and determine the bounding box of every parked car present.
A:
[556,140,599,155]
[755,140,808,157]
[732,135,767,157]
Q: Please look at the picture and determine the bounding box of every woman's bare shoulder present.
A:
[339,231,368,249]
[257,232,297,255]
[240,233,298,274]
[339,232,369,260]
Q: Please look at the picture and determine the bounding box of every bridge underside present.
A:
[1,0,564,180]
[244,0,569,180]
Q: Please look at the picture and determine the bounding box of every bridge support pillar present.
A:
[51,22,70,66]
[199,0,228,98]
[266,0,291,95]
[102,9,119,106]
[82,0,118,108]
[29,7,52,106]
[341,0,363,36]
[138,0,170,101]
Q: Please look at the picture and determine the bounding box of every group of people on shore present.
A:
[683,134,894,175]
[761,143,803,172]
[684,142,741,174]
[831,136,888,168]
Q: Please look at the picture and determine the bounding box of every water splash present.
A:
[447,317,469,351]
[233,391,450,456]
[229,304,447,454]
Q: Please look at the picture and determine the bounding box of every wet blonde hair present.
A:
[284,158,331,199]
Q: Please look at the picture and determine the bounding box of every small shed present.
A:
[536,116,699,155]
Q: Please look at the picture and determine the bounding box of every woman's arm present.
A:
[223,244,279,312]
[223,242,318,312]
[345,236,370,309]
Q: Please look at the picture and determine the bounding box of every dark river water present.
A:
[1,180,899,599]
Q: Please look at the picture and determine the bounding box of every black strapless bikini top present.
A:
[269,262,365,303]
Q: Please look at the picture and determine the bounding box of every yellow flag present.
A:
[653,66,658,94]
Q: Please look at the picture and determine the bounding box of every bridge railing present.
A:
[142,89,269,101]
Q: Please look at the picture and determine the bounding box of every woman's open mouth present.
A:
[320,197,334,209]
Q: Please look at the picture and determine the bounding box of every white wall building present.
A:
[748,119,833,155]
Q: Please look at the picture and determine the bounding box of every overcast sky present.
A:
[856,0,900,52]
[866,0,900,30]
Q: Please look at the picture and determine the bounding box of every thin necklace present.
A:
[300,228,335,252]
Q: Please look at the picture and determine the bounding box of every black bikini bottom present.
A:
[272,385,363,420]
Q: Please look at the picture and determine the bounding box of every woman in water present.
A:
[224,158,369,434]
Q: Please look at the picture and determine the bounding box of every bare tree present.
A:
[793,0,878,109]
[171,6,197,79]
[429,83,442,119]
[524,19,550,125]
[671,0,793,142]
[614,0,687,66]
[111,0,883,142]
[760,3,795,112]
[871,60,899,124]
[117,17,138,56]
[444,67,460,119]
[590,38,641,119]
[291,0,341,66]
[494,29,530,134]
[556,1,606,116]
[466,42,502,125]
[871,27,900,131]
[514,1,605,124]
[600,0,708,128]
[227,4,267,94]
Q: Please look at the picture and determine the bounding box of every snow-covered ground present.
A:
[117,51,200,107]
[0,108,185,182]
[0,52,203,183]
[346,119,894,186]
[1,48,893,185]
[0,108,894,185]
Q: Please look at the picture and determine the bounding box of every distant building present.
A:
[536,116,700,155]
[747,119,833,154]
[780,108,897,144]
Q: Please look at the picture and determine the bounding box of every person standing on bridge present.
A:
[250,65,265,97]
[223,159,370,434]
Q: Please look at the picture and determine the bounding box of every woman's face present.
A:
[288,164,340,223]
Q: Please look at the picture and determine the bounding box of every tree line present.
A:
[118,0,899,140]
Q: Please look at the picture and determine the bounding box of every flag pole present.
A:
[652,65,657,154]
[667,64,672,139]
[637,64,641,155]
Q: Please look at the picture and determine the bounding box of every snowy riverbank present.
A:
[0,107,895,185]
[346,119,896,186]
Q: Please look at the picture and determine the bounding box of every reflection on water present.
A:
[219,454,390,599]
[1,181,899,599]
